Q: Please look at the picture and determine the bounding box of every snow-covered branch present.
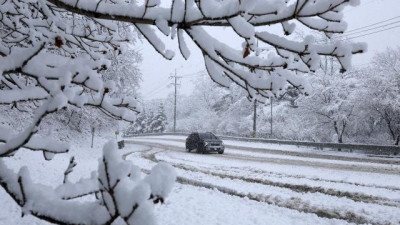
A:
[0,0,175,223]
[0,142,176,225]
[0,0,365,224]
[43,0,365,101]
[0,0,141,155]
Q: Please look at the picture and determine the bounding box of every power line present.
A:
[341,20,400,37]
[315,15,400,43]
[325,20,400,41]
[340,24,400,41]
[142,79,170,97]
[180,70,206,78]
[180,74,203,79]
[346,15,400,33]
[316,22,400,43]
[142,70,205,99]
[143,82,169,96]
[144,77,169,91]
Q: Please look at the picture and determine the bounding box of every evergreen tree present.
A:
[150,104,168,133]
[125,113,148,135]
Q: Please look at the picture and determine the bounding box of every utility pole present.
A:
[174,71,177,133]
[270,97,273,137]
[324,39,328,76]
[253,100,257,138]
[169,69,181,133]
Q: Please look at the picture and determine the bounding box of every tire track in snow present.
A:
[169,162,400,208]
[141,148,400,207]
[227,166,400,192]
[130,137,400,165]
[220,153,400,174]
[121,146,153,160]
[126,140,400,175]
[127,140,400,191]
[129,145,396,225]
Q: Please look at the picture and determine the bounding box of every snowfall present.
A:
[1,134,400,225]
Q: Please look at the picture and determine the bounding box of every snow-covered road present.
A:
[124,135,400,225]
[2,136,400,225]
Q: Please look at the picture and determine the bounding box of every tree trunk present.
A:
[253,100,257,138]
[67,111,74,125]
[333,121,344,151]
[383,112,396,141]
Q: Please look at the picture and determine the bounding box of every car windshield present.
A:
[199,133,218,140]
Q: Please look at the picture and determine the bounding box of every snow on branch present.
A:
[63,156,77,184]
[0,142,176,225]
[0,0,363,223]
[0,1,163,223]
[0,0,142,156]
[0,99,59,157]
[43,0,365,101]
[0,127,70,155]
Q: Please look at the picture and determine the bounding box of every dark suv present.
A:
[185,132,225,154]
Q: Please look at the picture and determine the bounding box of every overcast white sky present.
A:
[139,0,400,100]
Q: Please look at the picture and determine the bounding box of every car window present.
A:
[199,133,217,139]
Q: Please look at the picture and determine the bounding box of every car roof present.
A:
[198,132,218,137]
[191,132,214,135]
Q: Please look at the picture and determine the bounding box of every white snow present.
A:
[3,135,400,225]
[123,136,400,225]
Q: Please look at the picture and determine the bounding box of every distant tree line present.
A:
[145,48,400,146]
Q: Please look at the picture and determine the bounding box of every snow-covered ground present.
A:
[2,135,400,225]
[0,137,115,225]
[126,135,400,225]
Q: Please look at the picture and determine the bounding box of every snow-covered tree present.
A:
[125,104,167,134]
[1,0,365,224]
[149,104,168,133]
[103,45,143,98]
[124,113,149,135]
[355,48,400,145]
[298,73,357,143]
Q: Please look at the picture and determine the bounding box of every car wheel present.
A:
[218,150,224,154]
